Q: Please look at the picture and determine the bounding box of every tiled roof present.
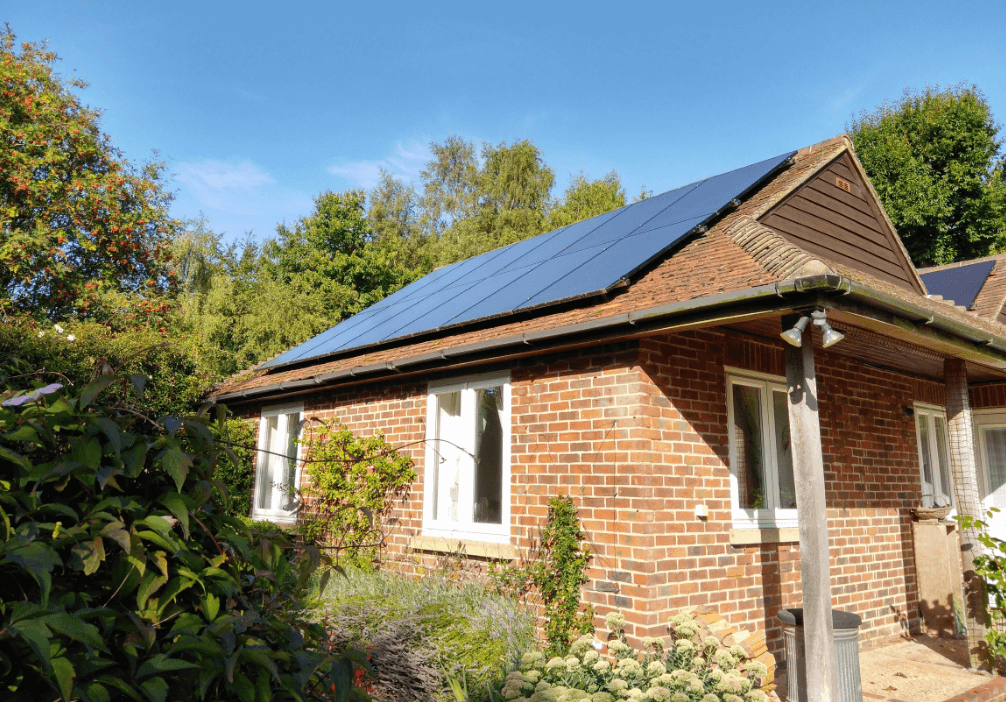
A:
[209,139,844,398]
[210,135,1006,400]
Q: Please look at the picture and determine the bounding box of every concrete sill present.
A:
[410,535,516,560]
[730,527,800,546]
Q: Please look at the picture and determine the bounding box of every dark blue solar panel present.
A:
[261,148,796,368]
[920,260,996,310]
[518,218,707,309]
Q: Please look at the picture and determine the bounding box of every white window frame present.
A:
[422,372,511,544]
[913,403,954,509]
[973,409,1006,503]
[251,402,304,523]
[726,368,797,529]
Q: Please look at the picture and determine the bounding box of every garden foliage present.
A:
[319,566,537,702]
[0,373,368,701]
[498,612,769,702]
[0,315,214,418]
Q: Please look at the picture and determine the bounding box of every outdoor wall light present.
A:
[780,315,811,347]
[812,310,845,348]
[780,311,845,348]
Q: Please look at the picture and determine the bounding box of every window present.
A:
[423,373,511,542]
[914,404,954,508]
[726,369,796,528]
[252,403,303,523]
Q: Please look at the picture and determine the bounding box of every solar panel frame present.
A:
[261,149,796,370]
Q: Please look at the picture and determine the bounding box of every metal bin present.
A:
[778,608,863,702]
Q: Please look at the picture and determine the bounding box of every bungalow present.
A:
[209,136,1006,677]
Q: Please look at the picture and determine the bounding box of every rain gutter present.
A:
[210,274,1006,404]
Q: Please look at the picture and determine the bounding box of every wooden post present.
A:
[944,357,989,670]
[786,338,837,702]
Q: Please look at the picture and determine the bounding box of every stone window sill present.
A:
[730,527,800,546]
[410,535,515,559]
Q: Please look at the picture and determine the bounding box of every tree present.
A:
[850,84,1006,266]
[0,28,176,319]
[175,191,419,375]
[367,169,430,272]
[428,138,555,265]
[549,171,626,229]
[420,136,480,235]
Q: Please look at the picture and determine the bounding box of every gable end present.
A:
[759,151,924,294]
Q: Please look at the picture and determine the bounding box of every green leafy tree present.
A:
[367,169,430,273]
[430,139,555,265]
[420,136,480,236]
[175,191,419,375]
[0,28,176,319]
[851,84,1006,266]
[549,171,626,229]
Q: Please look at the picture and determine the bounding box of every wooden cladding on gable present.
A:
[761,152,923,293]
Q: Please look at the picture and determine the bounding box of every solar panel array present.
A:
[263,150,796,369]
[920,260,996,310]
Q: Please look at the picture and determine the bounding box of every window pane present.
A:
[282,413,299,510]
[984,429,1006,498]
[773,390,796,509]
[257,416,278,510]
[473,386,504,524]
[917,415,935,507]
[733,384,766,509]
[433,391,462,522]
[933,416,952,505]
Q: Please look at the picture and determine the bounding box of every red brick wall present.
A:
[241,328,943,656]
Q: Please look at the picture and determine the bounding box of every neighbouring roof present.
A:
[209,136,1006,402]
[920,255,1006,324]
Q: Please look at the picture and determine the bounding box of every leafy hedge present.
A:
[0,374,367,701]
[0,316,216,417]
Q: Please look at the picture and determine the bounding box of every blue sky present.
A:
[8,2,1006,242]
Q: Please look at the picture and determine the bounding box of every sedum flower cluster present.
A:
[500,612,770,702]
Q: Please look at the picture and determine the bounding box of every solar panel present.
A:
[262,149,796,368]
[920,260,996,310]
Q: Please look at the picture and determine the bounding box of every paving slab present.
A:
[775,636,1003,702]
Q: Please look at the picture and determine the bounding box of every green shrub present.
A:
[0,315,217,417]
[318,567,537,701]
[0,374,367,701]
[497,612,769,702]
[299,420,415,568]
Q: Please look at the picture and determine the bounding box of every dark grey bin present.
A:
[778,608,862,702]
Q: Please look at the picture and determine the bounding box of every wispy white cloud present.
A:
[328,141,430,188]
[177,160,274,192]
[328,161,385,189]
[174,160,281,215]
